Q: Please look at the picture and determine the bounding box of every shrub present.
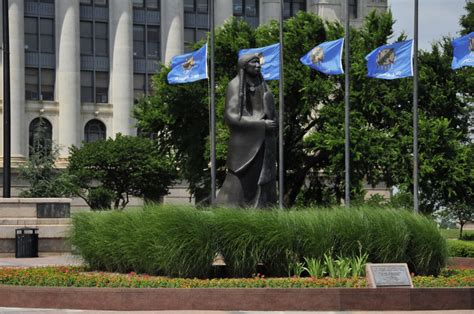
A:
[460,233,474,241]
[448,240,474,257]
[71,205,448,277]
[67,134,177,209]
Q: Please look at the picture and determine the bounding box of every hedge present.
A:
[70,205,448,278]
[448,240,474,257]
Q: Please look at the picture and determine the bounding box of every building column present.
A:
[110,0,134,136]
[260,0,280,24]
[8,0,26,163]
[161,0,184,65]
[215,0,233,27]
[56,0,81,161]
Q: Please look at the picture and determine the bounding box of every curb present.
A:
[0,286,472,311]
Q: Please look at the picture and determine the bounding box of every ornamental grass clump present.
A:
[70,205,448,277]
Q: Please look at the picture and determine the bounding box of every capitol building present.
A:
[0,0,387,196]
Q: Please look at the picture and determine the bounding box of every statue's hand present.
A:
[264,119,277,131]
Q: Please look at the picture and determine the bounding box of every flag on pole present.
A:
[167,44,208,84]
[451,32,474,70]
[365,40,414,80]
[239,43,280,80]
[300,38,344,75]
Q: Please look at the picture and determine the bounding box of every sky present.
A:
[390,0,469,51]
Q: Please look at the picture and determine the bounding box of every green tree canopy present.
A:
[135,10,472,211]
[67,134,177,209]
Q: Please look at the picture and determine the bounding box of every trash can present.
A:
[15,228,39,258]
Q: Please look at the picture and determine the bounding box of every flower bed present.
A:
[0,266,473,288]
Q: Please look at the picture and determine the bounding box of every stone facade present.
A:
[0,0,388,202]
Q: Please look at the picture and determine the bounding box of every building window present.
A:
[134,0,159,10]
[349,0,358,19]
[81,71,109,103]
[25,17,38,52]
[184,0,209,52]
[134,73,146,99]
[133,0,160,98]
[283,0,306,19]
[80,21,108,56]
[25,65,55,102]
[24,0,55,101]
[29,117,53,157]
[84,119,106,143]
[80,0,109,103]
[96,71,109,103]
[134,73,154,99]
[234,0,258,17]
[184,0,208,13]
[233,0,259,27]
[80,0,107,6]
[133,25,146,58]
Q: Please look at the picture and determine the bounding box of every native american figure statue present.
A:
[216,53,277,208]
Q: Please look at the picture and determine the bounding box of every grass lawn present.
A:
[440,228,474,239]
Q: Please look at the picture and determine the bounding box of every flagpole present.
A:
[413,0,419,213]
[344,0,350,207]
[3,0,11,198]
[278,0,285,208]
[210,0,217,204]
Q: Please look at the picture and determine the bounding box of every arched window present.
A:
[29,117,53,157]
[84,119,106,143]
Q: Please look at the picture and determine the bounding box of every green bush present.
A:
[71,205,448,277]
[448,240,474,257]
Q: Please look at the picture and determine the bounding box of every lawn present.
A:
[440,228,474,239]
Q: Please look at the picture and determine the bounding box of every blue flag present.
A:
[365,40,413,80]
[167,44,208,84]
[239,43,280,80]
[451,32,474,70]
[300,38,344,75]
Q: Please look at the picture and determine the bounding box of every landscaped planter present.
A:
[0,286,472,311]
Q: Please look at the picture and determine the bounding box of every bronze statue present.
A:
[216,53,277,208]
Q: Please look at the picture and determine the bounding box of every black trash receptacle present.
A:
[15,228,39,258]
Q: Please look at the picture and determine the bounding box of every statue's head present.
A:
[238,53,262,77]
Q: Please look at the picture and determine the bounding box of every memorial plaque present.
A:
[37,203,71,218]
[366,263,413,288]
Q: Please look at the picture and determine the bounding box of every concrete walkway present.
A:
[0,255,82,267]
[0,310,473,314]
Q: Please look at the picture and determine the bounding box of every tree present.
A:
[67,134,177,209]
[135,11,472,211]
[19,118,73,198]
[460,1,474,35]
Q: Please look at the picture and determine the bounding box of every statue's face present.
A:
[244,58,261,76]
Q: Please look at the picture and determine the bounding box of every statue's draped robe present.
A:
[216,64,277,208]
